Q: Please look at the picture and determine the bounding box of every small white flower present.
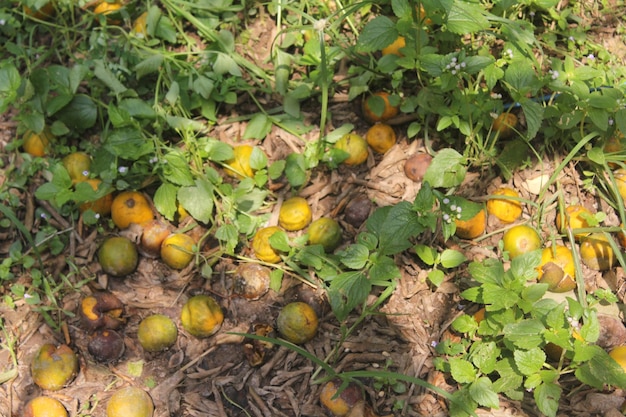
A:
[95,213,101,219]
[568,36,575,41]
[149,157,158,164]
[40,213,47,219]
[450,204,457,211]
[443,198,450,205]
[313,18,327,32]
[588,54,595,60]
[451,69,457,75]
[24,293,33,299]
[609,118,614,126]
[550,70,559,80]
[460,62,466,68]
[443,213,450,221]
[118,166,128,174]
[456,206,462,213]
[0,19,6,25]
[430,341,438,347]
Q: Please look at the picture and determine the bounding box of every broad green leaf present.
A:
[428,269,445,287]
[118,98,157,119]
[452,314,476,334]
[514,347,545,376]
[284,153,307,187]
[94,60,127,95]
[449,358,476,384]
[423,148,467,188]
[503,319,546,349]
[104,127,154,159]
[163,150,195,186]
[471,342,499,374]
[165,115,205,131]
[534,382,561,417]
[520,98,544,139]
[215,224,238,253]
[415,244,437,266]
[135,55,164,79]
[575,346,626,389]
[366,202,424,256]
[268,230,291,253]
[463,56,494,75]
[469,377,499,409]
[204,138,233,162]
[338,244,369,270]
[54,94,97,130]
[153,183,178,221]
[356,16,398,53]
[468,259,505,285]
[482,283,520,310]
[270,269,283,292]
[243,113,273,140]
[440,249,466,268]
[327,271,371,322]
[446,0,489,34]
[0,63,21,113]
[177,179,214,224]
[274,48,291,96]
[369,255,400,282]
[213,53,241,76]
[509,249,541,281]
[493,357,524,394]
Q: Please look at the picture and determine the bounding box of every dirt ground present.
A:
[2,3,626,417]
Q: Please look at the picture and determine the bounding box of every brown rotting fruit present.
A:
[79,292,125,331]
[404,153,432,182]
[319,379,364,417]
[232,263,271,300]
[88,329,125,362]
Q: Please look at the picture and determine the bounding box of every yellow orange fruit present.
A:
[62,152,91,183]
[276,302,319,344]
[615,169,626,205]
[279,196,312,231]
[180,294,224,338]
[137,314,178,352]
[160,233,195,270]
[362,92,399,123]
[111,191,154,229]
[334,133,369,166]
[381,36,406,57]
[98,236,138,277]
[556,205,593,240]
[132,11,148,37]
[24,396,68,417]
[609,345,626,372]
[106,387,154,417]
[579,233,616,271]
[537,245,576,293]
[23,127,54,157]
[31,344,78,391]
[604,133,626,168]
[225,145,255,179]
[365,123,397,154]
[139,219,171,258]
[502,224,541,259]
[454,208,486,240]
[93,0,123,18]
[492,113,518,138]
[252,226,283,263]
[79,179,113,216]
[487,187,522,223]
[308,217,342,252]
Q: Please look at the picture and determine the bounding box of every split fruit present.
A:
[334,133,369,166]
[454,208,486,240]
[98,236,138,277]
[487,187,522,224]
[31,344,78,391]
[252,226,283,263]
[537,245,576,293]
[24,396,68,417]
[580,232,616,271]
[79,292,125,331]
[180,294,224,338]
[111,191,154,229]
[319,379,364,417]
[106,387,154,417]
[502,224,541,259]
[365,123,396,154]
[160,233,195,270]
[308,217,342,252]
[277,301,319,344]
[556,205,593,240]
[279,196,312,231]
[137,314,178,352]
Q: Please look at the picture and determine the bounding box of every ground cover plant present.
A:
[2,0,626,416]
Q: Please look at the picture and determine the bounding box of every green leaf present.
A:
[270,269,283,292]
[493,357,524,394]
[0,63,21,113]
[327,271,372,322]
[356,15,398,53]
[284,153,307,187]
[534,382,561,417]
[440,249,466,268]
[503,319,546,349]
[213,53,241,76]
[369,255,400,282]
[94,60,127,95]
[54,94,97,130]
[215,224,238,253]
[118,98,157,119]
[449,358,476,384]
[178,179,214,224]
[509,249,541,281]
[469,377,500,409]
[415,244,437,266]
[338,244,369,270]
[423,148,467,188]
[204,138,233,162]
[514,347,545,376]
[163,150,195,186]
[268,230,291,253]
[520,98,544,139]
[249,147,268,171]
[471,342,499,374]
[575,346,626,389]
[153,183,178,221]
[428,269,445,287]
[243,113,273,140]
[446,0,489,34]
[468,259,505,285]
[104,127,154,160]
[366,202,424,256]
[135,55,164,79]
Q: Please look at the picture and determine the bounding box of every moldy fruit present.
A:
[319,379,363,417]
[79,292,125,331]
[537,245,576,293]
[88,329,125,362]
[365,123,396,154]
